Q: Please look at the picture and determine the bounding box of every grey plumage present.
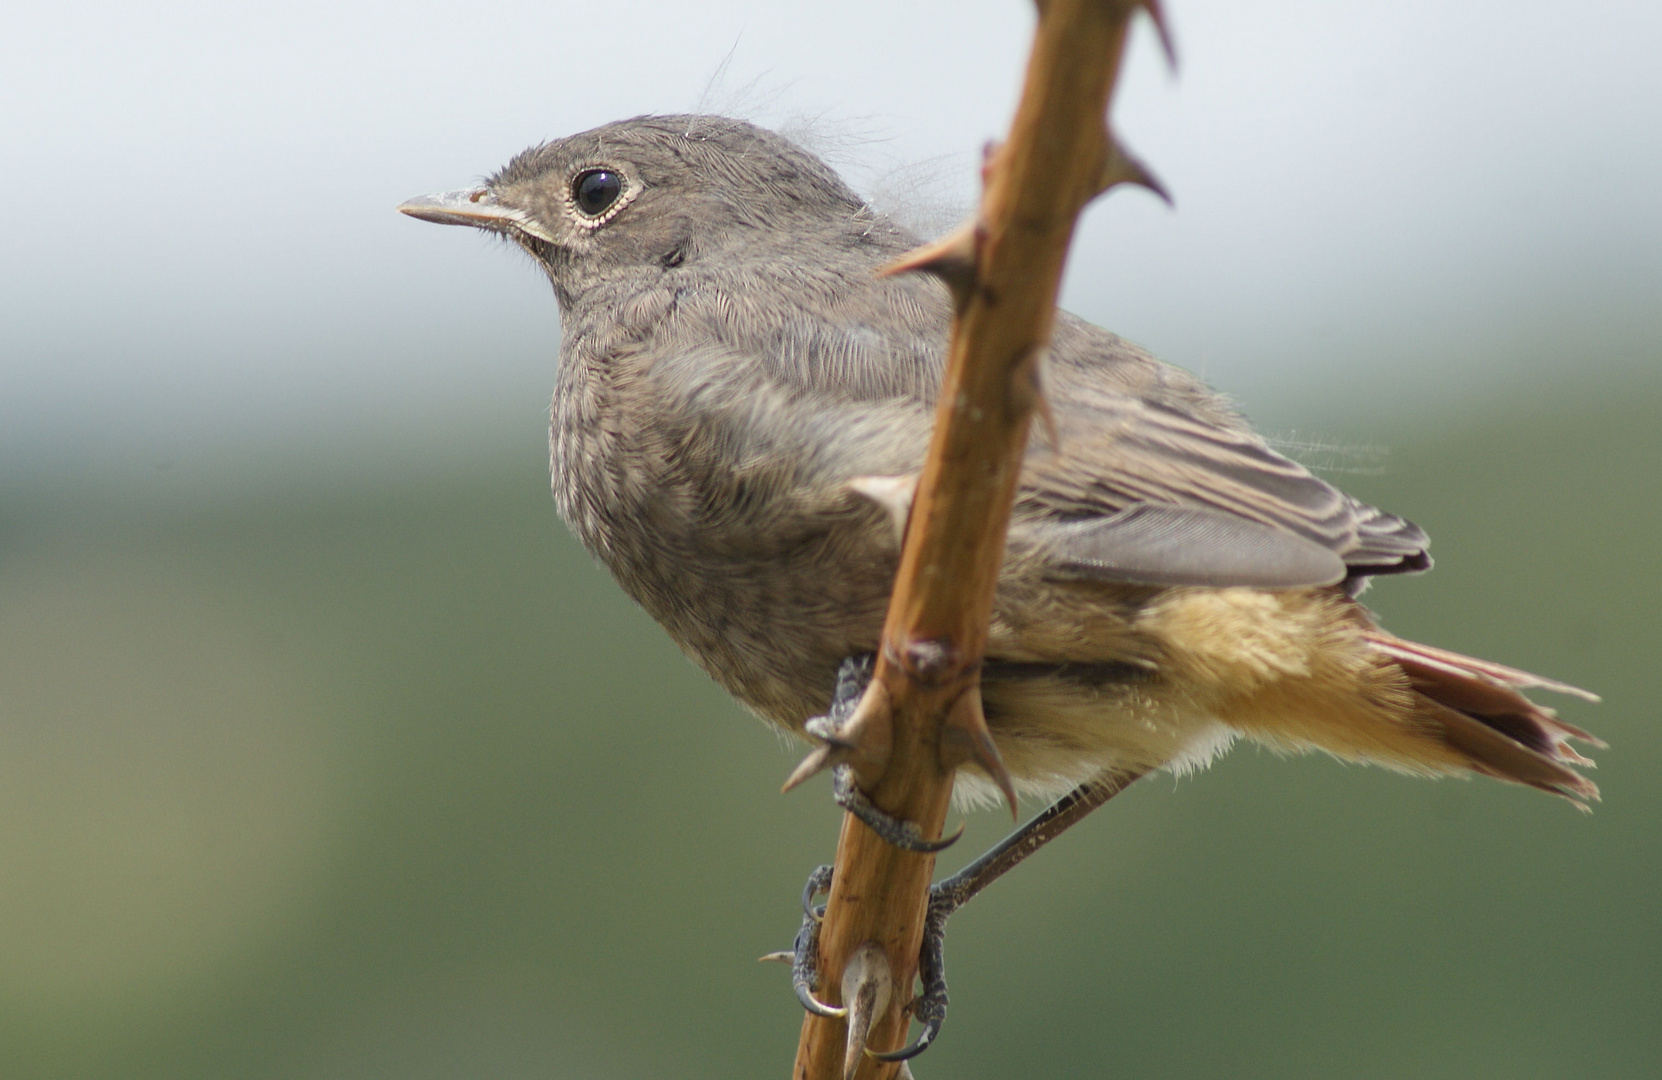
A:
[401,114,1596,807]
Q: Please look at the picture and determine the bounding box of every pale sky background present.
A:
[3,0,1658,493]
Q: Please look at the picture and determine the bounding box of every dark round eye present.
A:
[573,169,623,217]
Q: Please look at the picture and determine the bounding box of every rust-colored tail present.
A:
[1365,632,1604,809]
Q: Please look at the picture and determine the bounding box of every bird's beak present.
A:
[397,188,555,242]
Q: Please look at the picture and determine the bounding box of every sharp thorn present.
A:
[1015,345,1061,453]
[1142,0,1178,70]
[840,943,894,1080]
[830,678,896,781]
[1036,389,1060,451]
[787,679,894,794]
[847,473,919,543]
[980,139,1001,185]
[1097,137,1171,205]
[759,951,794,965]
[782,744,838,794]
[878,220,981,302]
[942,686,1018,820]
[986,745,1020,821]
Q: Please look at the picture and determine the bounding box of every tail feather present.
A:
[1364,631,1602,808]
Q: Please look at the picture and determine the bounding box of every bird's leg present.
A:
[775,768,1148,1055]
[869,767,1149,1062]
[806,653,964,853]
[776,658,1149,1056]
[832,766,966,853]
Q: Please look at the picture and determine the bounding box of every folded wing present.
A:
[1012,322,1430,590]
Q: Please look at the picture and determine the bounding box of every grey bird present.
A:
[400,114,1597,814]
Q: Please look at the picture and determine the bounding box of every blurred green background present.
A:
[3,371,1657,1079]
[5,1,1660,1076]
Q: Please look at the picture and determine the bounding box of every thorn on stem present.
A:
[848,474,919,543]
[1095,136,1170,204]
[782,680,895,793]
[840,942,894,1080]
[1013,345,1061,453]
[1142,0,1178,70]
[941,685,1019,820]
[878,220,984,305]
[781,744,837,794]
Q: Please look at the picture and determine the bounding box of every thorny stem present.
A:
[790,3,1166,1078]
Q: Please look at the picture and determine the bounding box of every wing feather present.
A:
[1008,315,1430,588]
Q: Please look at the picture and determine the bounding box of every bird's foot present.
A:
[764,864,847,1018]
[834,764,964,853]
[783,654,961,852]
[770,773,1150,1060]
[781,654,889,793]
[867,881,959,1062]
[768,862,959,1061]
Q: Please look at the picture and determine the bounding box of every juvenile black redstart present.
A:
[400,114,1598,815]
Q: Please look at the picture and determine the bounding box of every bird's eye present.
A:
[573,169,623,217]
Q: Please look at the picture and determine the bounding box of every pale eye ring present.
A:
[572,169,623,217]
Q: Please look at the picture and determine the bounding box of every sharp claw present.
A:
[791,903,847,1018]
[802,864,834,921]
[796,981,847,1019]
[938,819,967,848]
[863,817,961,854]
[786,863,846,1017]
[835,765,963,852]
[868,1016,942,1063]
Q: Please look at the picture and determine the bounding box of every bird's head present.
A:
[399,115,881,307]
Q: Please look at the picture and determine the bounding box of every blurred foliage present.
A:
[1,377,1656,1079]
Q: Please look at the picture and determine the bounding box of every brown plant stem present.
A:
[791,2,1158,1077]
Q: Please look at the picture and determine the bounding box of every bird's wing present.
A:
[1026,502,1349,588]
[673,274,1428,592]
[1008,318,1430,589]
